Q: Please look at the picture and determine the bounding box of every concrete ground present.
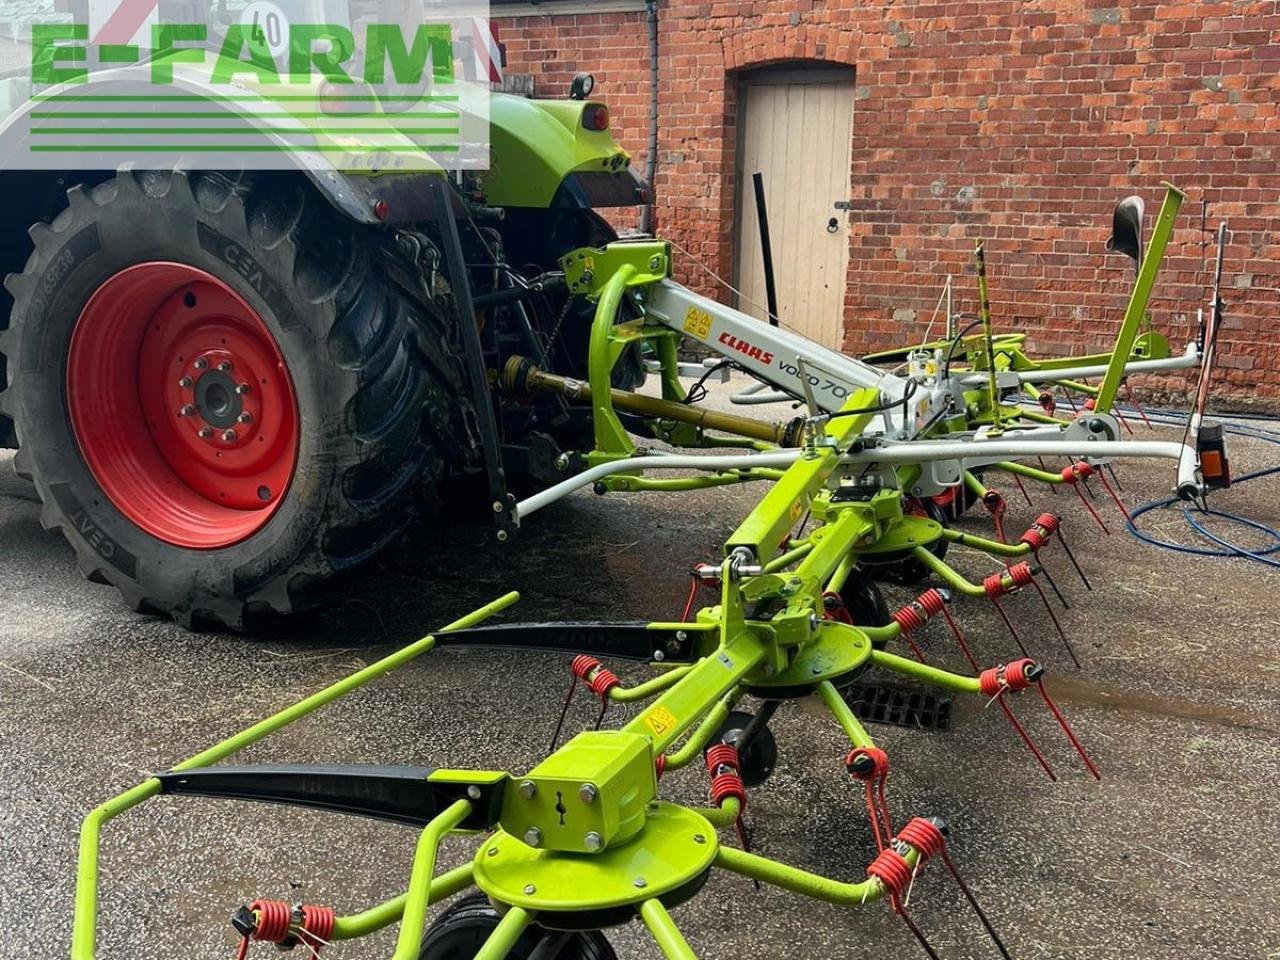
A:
[2,375,1280,960]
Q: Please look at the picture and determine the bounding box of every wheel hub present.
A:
[66,262,299,548]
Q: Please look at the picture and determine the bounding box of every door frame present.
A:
[731,61,857,341]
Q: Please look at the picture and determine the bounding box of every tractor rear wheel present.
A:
[0,170,463,628]
[420,893,617,959]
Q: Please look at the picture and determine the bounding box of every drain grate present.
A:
[842,680,952,731]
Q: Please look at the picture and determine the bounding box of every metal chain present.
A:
[542,292,576,356]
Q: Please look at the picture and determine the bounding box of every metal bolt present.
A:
[193,358,208,370]
[554,453,570,472]
[675,630,687,641]
[492,501,503,513]
[197,427,213,439]
[178,404,195,417]
[518,780,537,800]
[487,847,499,857]
[583,831,603,852]
[633,877,647,889]
[237,412,253,425]
[653,649,665,662]
[221,429,237,442]
[693,834,706,844]
[648,255,662,271]
[578,783,597,804]
[217,360,233,372]
[581,270,593,285]
[523,827,542,848]
[235,383,251,395]
[178,376,193,388]
[496,529,509,542]
[466,785,481,800]
[523,883,536,895]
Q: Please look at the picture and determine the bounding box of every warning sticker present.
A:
[643,705,679,738]
[683,307,713,339]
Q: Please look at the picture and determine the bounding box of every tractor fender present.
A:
[0,68,450,227]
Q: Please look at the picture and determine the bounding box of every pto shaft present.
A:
[501,356,803,446]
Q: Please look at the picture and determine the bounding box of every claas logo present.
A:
[718,332,774,365]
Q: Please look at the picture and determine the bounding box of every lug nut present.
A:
[236,412,253,425]
[221,429,237,442]
[235,383,251,395]
[178,404,195,417]
[217,360,233,372]
[197,427,213,438]
[518,780,537,800]
[583,831,602,852]
[193,358,208,370]
[578,783,598,804]
[178,376,193,388]
[523,827,542,848]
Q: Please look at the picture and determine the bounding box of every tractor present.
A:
[0,5,651,628]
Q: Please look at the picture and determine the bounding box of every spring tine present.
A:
[897,905,944,960]
[1105,462,1124,492]
[1072,482,1110,534]
[1028,575,1080,668]
[1055,524,1092,590]
[988,596,1032,659]
[941,852,1016,960]
[1124,379,1154,430]
[1096,468,1133,524]
[1037,457,1059,495]
[1036,681,1101,781]
[1012,473,1033,506]
[1035,552,1070,609]
[993,693,1056,781]
[549,676,579,753]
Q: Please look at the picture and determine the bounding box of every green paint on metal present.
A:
[1094,182,1186,412]
[870,650,983,695]
[714,845,915,906]
[71,593,520,960]
[392,799,475,960]
[640,898,699,960]
[502,730,655,852]
[480,95,637,208]
[726,390,879,565]
[750,621,872,691]
[561,241,671,299]
[330,864,474,941]
[852,514,944,558]
[473,802,718,912]
[815,679,876,749]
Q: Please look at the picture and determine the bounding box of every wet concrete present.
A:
[2,376,1279,959]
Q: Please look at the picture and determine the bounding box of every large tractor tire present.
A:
[0,169,463,628]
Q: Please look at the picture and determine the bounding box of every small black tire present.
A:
[887,498,951,585]
[0,169,465,628]
[419,893,617,960]
[710,709,779,788]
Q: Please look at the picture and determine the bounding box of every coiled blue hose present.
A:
[1113,405,1280,568]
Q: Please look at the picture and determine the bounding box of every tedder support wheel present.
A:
[419,893,617,960]
[0,170,464,627]
[710,708,779,787]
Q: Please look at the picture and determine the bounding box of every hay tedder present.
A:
[64,96,1243,958]
[0,26,1233,958]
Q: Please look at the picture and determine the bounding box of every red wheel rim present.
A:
[66,262,299,549]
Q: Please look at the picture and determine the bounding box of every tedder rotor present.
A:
[75,381,1109,960]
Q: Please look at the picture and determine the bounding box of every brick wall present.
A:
[497,1,1280,407]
